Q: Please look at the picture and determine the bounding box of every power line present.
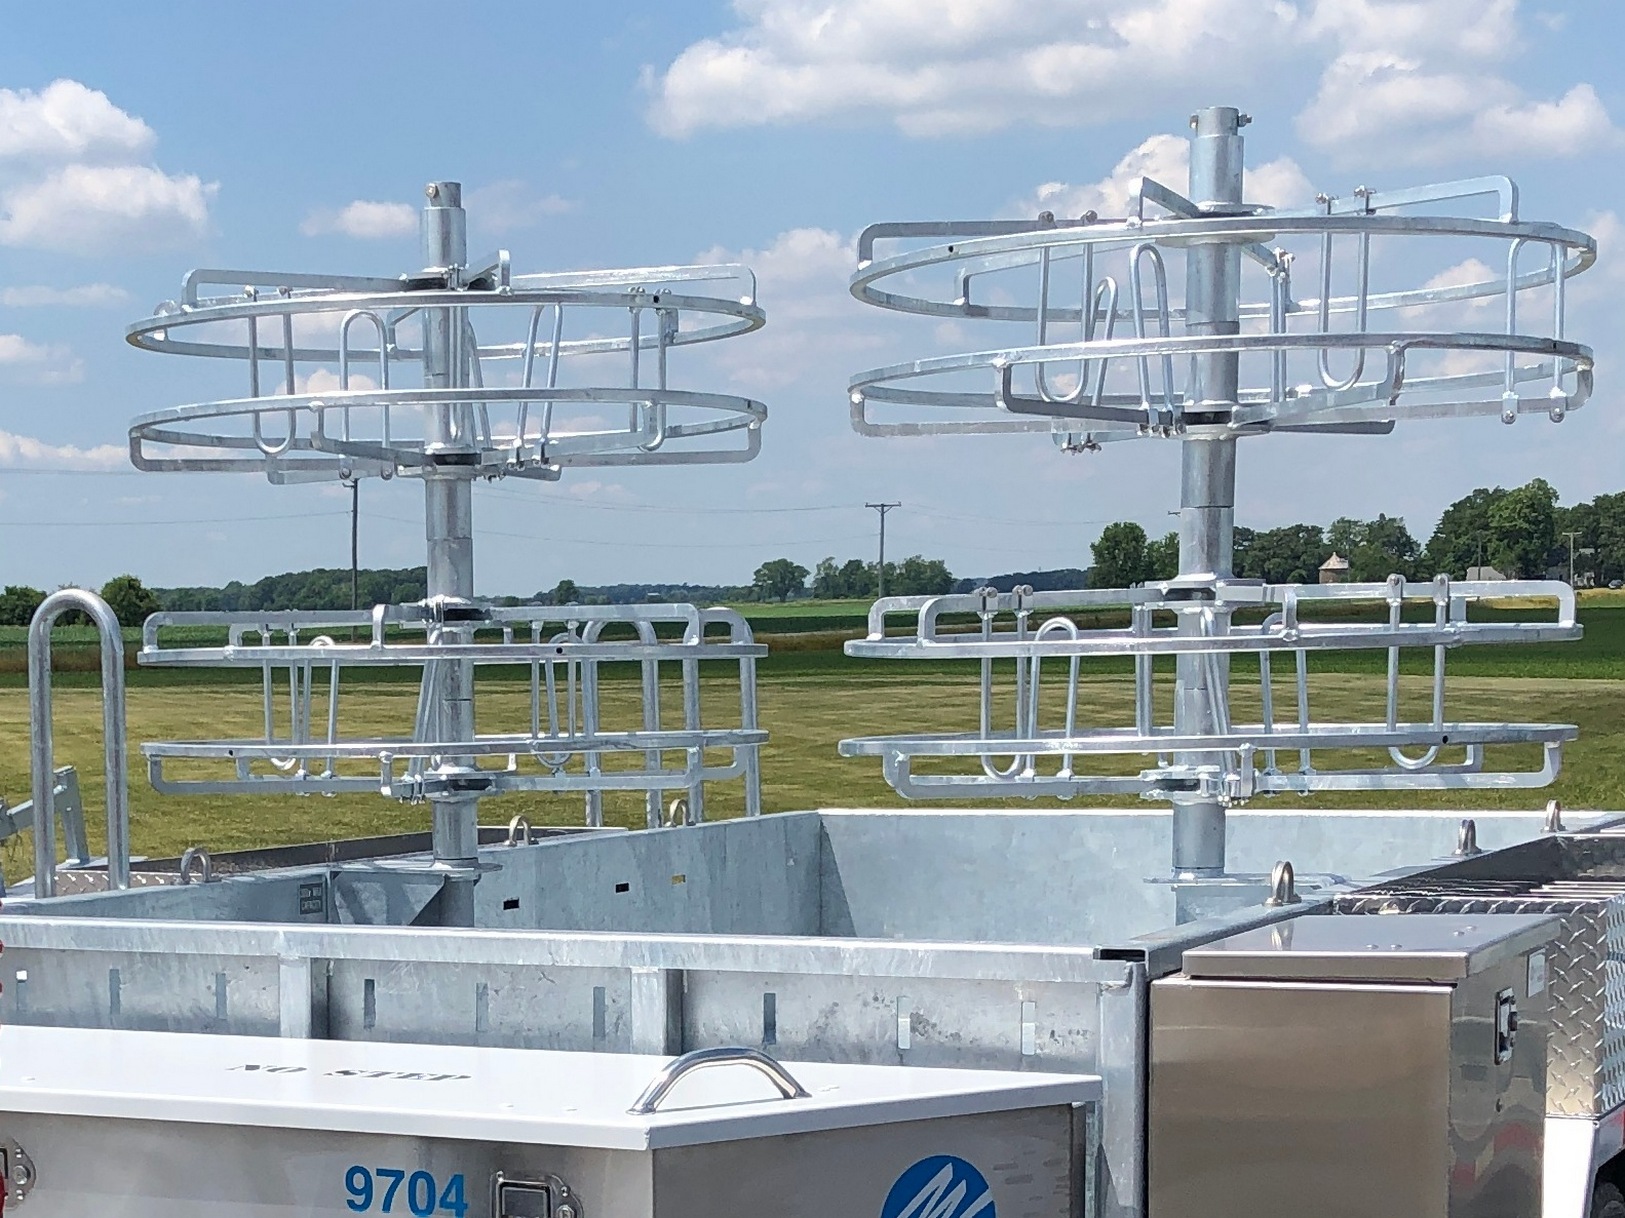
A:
[475,483,1117,529]
[369,511,872,550]
[0,467,146,477]
[0,509,348,527]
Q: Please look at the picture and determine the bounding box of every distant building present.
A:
[1318,553,1351,584]
[1466,565,1509,581]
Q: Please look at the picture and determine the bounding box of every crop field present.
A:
[3,593,1625,884]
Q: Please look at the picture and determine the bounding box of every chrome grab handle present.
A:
[627,1046,810,1115]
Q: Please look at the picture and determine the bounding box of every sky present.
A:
[0,0,1622,596]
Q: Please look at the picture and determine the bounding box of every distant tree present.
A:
[1146,532,1180,581]
[813,556,882,599]
[550,578,580,605]
[1233,524,1327,584]
[1232,526,1256,576]
[0,584,45,626]
[753,558,809,602]
[100,574,160,627]
[840,558,876,598]
[891,555,954,596]
[1090,522,1152,588]
[1327,514,1420,581]
[53,584,91,626]
[1588,492,1625,583]
[811,558,840,599]
[1425,487,1506,577]
[1488,477,1559,577]
[1557,499,1600,585]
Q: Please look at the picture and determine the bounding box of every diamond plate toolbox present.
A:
[1337,833,1625,1118]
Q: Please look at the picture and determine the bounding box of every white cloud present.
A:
[653,0,1300,138]
[0,164,213,252]
[1301,0,1519,60]
[0,79,213,253]
[300,200,417,239]
[1297,57,1618,165]
[692,226,882,389]
[649,0,1618,167]
[0,333,83,383]
[299,368,378,393]
[0,79,154,164]
[647,0,1302,138]
[0,427,120,467]
[1021,134,1311,218]
[466,180,575,231]
[0,282,129,307]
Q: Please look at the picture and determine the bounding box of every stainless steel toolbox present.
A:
[1148,913,1559,1218]
[0,1025,1100,1217]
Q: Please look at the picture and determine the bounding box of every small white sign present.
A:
[1528,950,1548,997]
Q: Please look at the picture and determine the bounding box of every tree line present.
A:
[0,575,159,628]
[1089,477,1611,587]
[8,475,1605,630]
[805,555,955,601]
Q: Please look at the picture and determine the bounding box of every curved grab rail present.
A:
[28,589,129,896]
[627,1046,810,1115]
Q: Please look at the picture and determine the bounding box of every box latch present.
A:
[1495,988,1519,1064]
[493,1172,579,1218]
[0,1137,36,1209]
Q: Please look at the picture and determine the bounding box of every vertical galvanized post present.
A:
[1171,107,1246,889]
[421,181,480,927]
[28,589,131,897]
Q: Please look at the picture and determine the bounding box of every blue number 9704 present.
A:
[345,1166,467,1217]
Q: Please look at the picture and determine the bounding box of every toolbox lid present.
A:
[0,1025,1099,1151]
[1180,912,1560,982]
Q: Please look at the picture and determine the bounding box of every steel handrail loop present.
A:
[627,1046,811,1116]
[1128,242,1177,432]
[846,171,1595,442]
[1315,189,1373,393]
[126,271,767,481]
[136,603,766,817]
[840,576,1580,800]
[28,589,130,897]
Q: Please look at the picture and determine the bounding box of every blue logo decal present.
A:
[881,1155,994,1218]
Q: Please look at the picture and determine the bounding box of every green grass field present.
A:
[4,594,1625,885]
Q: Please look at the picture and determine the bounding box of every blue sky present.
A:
[0,0,1622,595]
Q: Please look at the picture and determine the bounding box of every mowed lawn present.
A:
[4,657,1624,882]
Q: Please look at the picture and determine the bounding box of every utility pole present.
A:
[343,476,360,641]
[866,502,901,598]
[1564,529,1580,587]
[347,478,360,612]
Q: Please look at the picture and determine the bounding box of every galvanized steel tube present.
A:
[28,588,130,897]
[1172,107,1245,881]
[421,181,480,927]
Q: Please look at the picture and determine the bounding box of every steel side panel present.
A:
[652,1107,1078,1218]
[326,959,635,1051]
[683,970,1102,1069]
[477,812,823,935]
[2,946,282,1036]
[0,1113,653,1216]
[1149,978,1452,1218]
